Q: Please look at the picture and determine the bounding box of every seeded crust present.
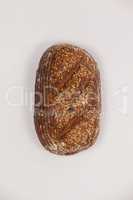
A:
[34,43,101,155]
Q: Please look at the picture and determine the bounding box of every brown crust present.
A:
[34,43,101,155]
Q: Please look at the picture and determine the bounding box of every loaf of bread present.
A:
[34,44,101,155]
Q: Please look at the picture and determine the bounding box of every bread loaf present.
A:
[34,44,101,155]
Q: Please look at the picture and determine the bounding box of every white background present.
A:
[0,0,133,199]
